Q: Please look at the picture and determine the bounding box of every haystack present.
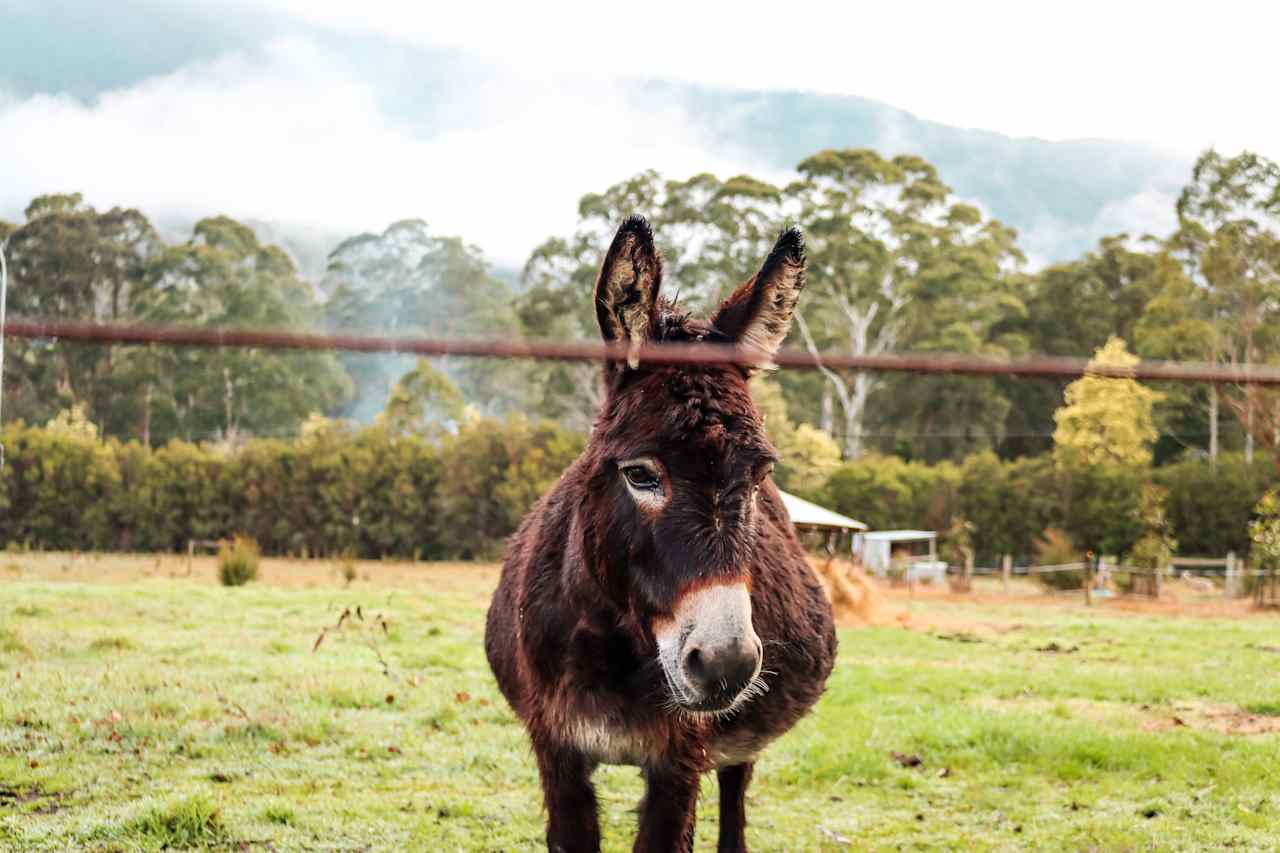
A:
[808,556,896,626]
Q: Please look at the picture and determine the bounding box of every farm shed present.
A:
[778,490,867,555]
[855,530,946,584]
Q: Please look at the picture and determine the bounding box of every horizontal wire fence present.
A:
[952,559,1278,605]
[7,317,1280,384]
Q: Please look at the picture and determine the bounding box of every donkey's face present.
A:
[587,216,805,714]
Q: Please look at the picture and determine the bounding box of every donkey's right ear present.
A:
[595,215,663,369]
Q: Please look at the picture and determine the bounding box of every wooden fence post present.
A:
[1225,551,1237,598]
[962,552,974,593]
[1001,554,1011,595]
[1084,556,1094,607]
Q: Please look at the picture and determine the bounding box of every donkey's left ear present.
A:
[712,226,805,365]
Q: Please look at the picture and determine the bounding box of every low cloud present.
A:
[0,36,781,267]
[1020,187,1180,269]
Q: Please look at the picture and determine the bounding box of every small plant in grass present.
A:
[262,802,297,826]
[218,535,261,587]
[337,550,358,586]
[126,794,230,848]
[0,627,30,655]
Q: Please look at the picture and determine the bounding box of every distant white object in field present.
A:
[1179,571,1216,594]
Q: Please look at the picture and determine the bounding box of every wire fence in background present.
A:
[8,317,1280,385]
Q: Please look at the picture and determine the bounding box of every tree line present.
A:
[0,413,581,560]
[0,412,1267,564]
[2,147,1279,562]
[3,148,1278,461]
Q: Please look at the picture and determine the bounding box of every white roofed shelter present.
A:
[778,491,868,532]
[777,490,867,557]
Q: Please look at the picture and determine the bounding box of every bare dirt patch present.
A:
[977,696,1280,736]
[1142,702,1280,736]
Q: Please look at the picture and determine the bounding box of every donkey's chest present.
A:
[566,717,659,766]
[564,717,768,769]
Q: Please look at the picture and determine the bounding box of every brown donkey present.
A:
[485,216,836,852]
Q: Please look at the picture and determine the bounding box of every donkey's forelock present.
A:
[597,359,771,456]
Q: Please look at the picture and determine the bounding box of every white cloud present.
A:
[1020,187,1180,269]
[0,36,782,266]
[244,0,1280,160]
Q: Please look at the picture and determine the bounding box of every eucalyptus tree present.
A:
[135,216,350,444]
[788,149,1025,459]
[325,220,522,421]
[1,193,159,433]
[1173,149,1280,461]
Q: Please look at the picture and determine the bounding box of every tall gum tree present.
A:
[1,193,159,434]
[1173,149,1280,462]
[136,216,350,444]
[789,149,1024,459]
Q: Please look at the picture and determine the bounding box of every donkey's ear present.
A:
[595,215,663,369]
[712,226,805,363]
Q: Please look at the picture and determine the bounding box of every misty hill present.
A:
[667,83,1188,265]
[2,1,1191,272]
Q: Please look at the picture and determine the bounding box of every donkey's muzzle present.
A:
[655,581,763,712]
[682,635,762,709]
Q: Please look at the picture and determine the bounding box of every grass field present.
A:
[2,553,1279,851]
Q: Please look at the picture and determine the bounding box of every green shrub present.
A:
[1059,463,1146,556]
[218,535,261,587]
[1033,528,1084,590]
[820,455,960,533]
[1157,452,1273,556]
[434,415,585,559]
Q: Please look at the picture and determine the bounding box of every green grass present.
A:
[2,563,1279,851]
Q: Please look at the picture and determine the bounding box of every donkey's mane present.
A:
[653,297,732,345]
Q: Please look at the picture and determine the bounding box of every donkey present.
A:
[485,216,836,853]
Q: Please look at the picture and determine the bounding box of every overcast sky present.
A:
[260,0,1277,154]
[1,1,1275,267]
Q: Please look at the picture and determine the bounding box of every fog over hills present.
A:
[1,0,1189,278]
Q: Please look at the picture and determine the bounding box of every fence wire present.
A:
[8,317,1280,385]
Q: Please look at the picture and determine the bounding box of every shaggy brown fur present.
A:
[485,216,836,853]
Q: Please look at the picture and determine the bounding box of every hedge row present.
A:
[818,451,1276,562]
[0,418,583,560]
[2,419,1271,564]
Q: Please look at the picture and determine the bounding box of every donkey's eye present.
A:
[754,462,775,485]
[622,465,661,491]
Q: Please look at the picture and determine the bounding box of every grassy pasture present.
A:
[2,554,1279,851]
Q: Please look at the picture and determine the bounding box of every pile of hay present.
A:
[808,557,896,626]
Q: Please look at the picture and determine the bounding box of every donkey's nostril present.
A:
[683,646,707,684]
[681,638,760,705]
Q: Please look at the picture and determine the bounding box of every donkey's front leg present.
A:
[535,744,599,853]
[716,762,754,852]
[634,763,700,853]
